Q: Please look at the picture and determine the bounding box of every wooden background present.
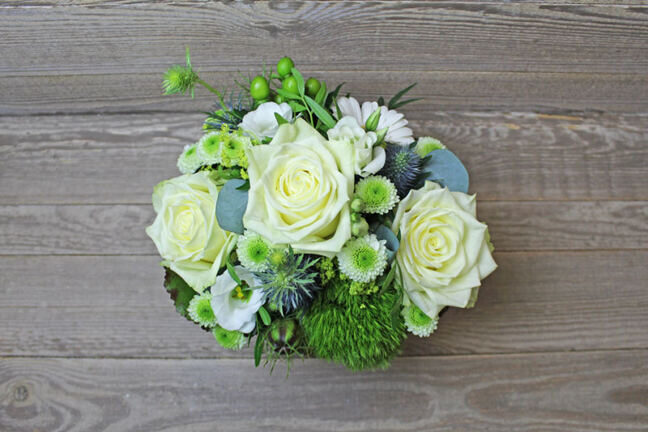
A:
[1,1,647,431]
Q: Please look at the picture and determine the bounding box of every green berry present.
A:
[305,78,321,97]
[277,56,295,78]
[282,76,298,94]
[250,75,270,100]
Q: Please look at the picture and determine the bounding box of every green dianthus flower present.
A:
[337,234,388,283]
[415,136,446,157]
[177,144,202,174]
[402,304,438,337]
[236,231,272,272]
[354,175,399,215]
[196,132,223,165]
[187,292,218,327]
[212,325,246,350]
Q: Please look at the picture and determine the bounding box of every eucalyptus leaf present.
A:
[216,178,248,234]
[421,149,469,193]
[374,224,399,263]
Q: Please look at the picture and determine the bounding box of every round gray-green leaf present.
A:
[216,179,248,234]
[422,149,469,193]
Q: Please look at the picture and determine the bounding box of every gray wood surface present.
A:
[1,1,647,430]
[1,351,647,432]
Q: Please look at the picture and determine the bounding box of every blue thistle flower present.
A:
[378,144,422,198]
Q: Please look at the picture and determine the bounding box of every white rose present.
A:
[238,102,293,140]
[243,118,354,256]
[210,266,264,333]
[146,172,237,292]
[328,116,385,176]
[392,181,497,319]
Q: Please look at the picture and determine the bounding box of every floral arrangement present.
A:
[146,50,497,372]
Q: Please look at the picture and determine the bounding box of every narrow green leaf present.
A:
[288,101,307,113]
[291,67,305,96]
[274,88,301,100]
[236,180,250,191]
[390,98,423,110]
[226,261,242,285]
[304,95,336,129]
[315,80,327,105]
[274,112,289,125]
[258,306,271,326]
[326,82,345,107]
[254,334,263,367]
[388,83,417,110]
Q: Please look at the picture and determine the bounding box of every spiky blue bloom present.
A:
[378,144,422,198]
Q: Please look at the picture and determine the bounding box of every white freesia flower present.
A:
[392,181,497,320]
[328,116,385,176]
[238,102,293,140]
[333,96,413,145]
[210,266,264,333]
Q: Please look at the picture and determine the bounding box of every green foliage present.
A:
[420,149,469,193]
[301,270,406,371]
[216,179,249,234]
[386,83,422,110]
[163,268,197,322]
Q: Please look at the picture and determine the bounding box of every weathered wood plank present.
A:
[1,112,647,204]
[1,252,646,358]
[1,201,646,255]
[3,71,647,115]
[1,351,647,431]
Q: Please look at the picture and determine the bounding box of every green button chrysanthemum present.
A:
[220,133,251,168]
[236,231,272,272]
[402,304,438,337]
[414,136,446,157]
[177,143,202,174]
[187,292,218,328]
[337,234,388,283]
[354,175,399,215]
[212,325,246,350]
[196,132,223,165]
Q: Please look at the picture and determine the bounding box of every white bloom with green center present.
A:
[177,144,202,174]
[328,116,385,177]
[355,175,399,214]
[236,231,272,272]
[197,132,223,165]
[239,102,293,140]
[337,234,388,283]
[212,325,246,350]
[210,266,264,333]
[187,292,218,327]
[415,136,446,157]
[332,96,413,145]
[402,304,438,337]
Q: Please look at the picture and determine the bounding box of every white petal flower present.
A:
[210,266,265,333]
[333,97,414,146]
[328,116,385,176]
[238,102,293,140]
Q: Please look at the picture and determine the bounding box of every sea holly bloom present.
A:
[392,181,497,320]
[210,266,264,333]
[333,96,414,145]
[337,234,388,283]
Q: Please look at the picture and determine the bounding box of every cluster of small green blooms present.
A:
[205,165,243,187]
[301,269,406,371]
[379,144,423,198]
[187,292,218,328]
[212,325,246,350]
[354,175,399,215]
[163,64,199,97]
[240,168,249,180]
[402,304,438,337]
[348,280,380,296]
[414,136,446,158]
[220,130,251,168]
[196,131,223,165]
[177,144,202,174]
[337,234,388,283]
[316,257,337,285]
[236,231,272,272]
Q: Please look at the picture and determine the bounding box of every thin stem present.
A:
[197,78,229,112]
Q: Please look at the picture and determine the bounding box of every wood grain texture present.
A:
[1,201,646,255]
[2,112,647,204]
[1,351,647,432]
[0,2,647,114]
[1,251,646,358]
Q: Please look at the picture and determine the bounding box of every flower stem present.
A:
[197,78,229,112]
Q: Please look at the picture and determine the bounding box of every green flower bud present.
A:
[351,218,370,237]
[351,197,364,213]
[364,108,381,132]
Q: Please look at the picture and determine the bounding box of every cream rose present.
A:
[392,181,497,319]
[146,172,237,293]
[243,118,354,256]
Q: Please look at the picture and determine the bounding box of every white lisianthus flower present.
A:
[244,118,354,256]
[238,102,293,140]
[328,116,385,176]
[146,172,237,292]
[210,266,264,333]
[333,96,414,145]
[392,181,497,319]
